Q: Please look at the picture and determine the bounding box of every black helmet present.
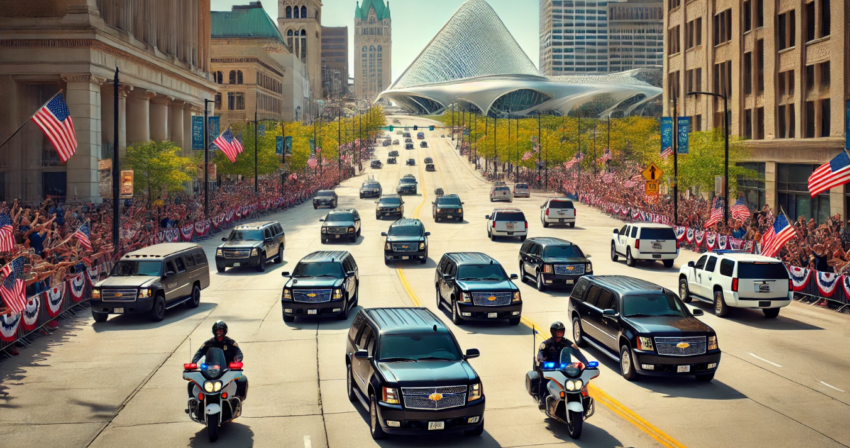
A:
[212,320,228,336]
[550,321,566,336]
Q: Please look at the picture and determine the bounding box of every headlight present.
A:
[92,288,101,299]
[282,288,292,300]
[468,383,482,401]
[322,227,328,234]
[251,248,258,256]
[459,292,472,303]
[419,242,425,250]
[543,264,553,274]
[638,336,654,351]
[349,227,355,233]
[708,335,718,351]
[382,387,399,404]
[204,381,222,393]
[586,262,593,272]
[436,208,442,213]
[139,288,152,298]
[333,289,343,299]
[512,291,521,303]
[566,380,583,391]
[385,242,391,250]
[458,209,462,214]
[216,249,223,256]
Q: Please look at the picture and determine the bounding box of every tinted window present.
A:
[548,200,574,209]
[737,262,789,279]
[623,293,687,317]
[357,325,373,349]
[166,261,176,274]
[348,311,365,341]
[495,212,525,221]
[457,264,507,281]
[596,290,614,310]
[185,255,195,267]
[112,260,162,277]
[378,333,462,361]
[585,286,601,306]
[229,229,263,241]
[292,262,344,278]
[325,213,354,222]
[516,183,528,188]
[437,197,461,205]
[264,228,273,239]
[571,278,589,300]
[388,225,422,236]
[543,245,584,258]
[620,225,628,235]
[705,256,718,272]
[695,255,707,270]
[194,252,206,265]
[719,259,735,276]
[639,228,676,239]
[174,257,186,272]
[630,227,638,238]
[399,178,416,184]
[447,262,457,276]
[348,256,357,269]
[439,256,449,273]
[380,197,401,205]
[495,187,510,192]
[317,191,334,197]
[521,241,533,254]
[274,224,283,234]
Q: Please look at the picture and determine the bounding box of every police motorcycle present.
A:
[525,347,600,439]
[184,348,244,442]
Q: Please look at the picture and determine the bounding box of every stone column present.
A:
[127,90,154,146]
[62,73,106,202]
[168,99,184,148]
[764,161,777,212]
[182,103,195,156]
[150,95,172,142]
[100,83,131,158]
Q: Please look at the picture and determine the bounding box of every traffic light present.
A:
[413,125,418,131]
[429,126,435,131]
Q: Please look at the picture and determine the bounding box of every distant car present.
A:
[382,218,429,264]
[519,237,592,291]
[433,194,463,222]
[313,190,338,209]
[403,132,411,138]
[397,177,418,195]
[420,141,428,148]
[441,134,445,138]
[382,140,391,147]
[425,163,435,171]
[424,157,434,164]
[611,223,679,268]
[434,188,445,197]
[387,157,397,164]
[513,183,530,198]
[404,138,413,144]
[280,251,359,322]
[389,150,399,157]
[405,143,414,150]
[376,194,404,219]
[486,208,527,241]
[406,158,416,166]
[541,198,576,228]
[417,132,425,140]
[396,130,403,135]
[490,186,512,202]
[370,160,383,169]
[320,209,361,243]
[393,119,401,124]
[359,180,382,199]
[393,139,399,145]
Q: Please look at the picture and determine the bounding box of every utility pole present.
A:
[338,105,341,184]
[607,116,611,172]
[254,110,258,193]
[451,103,455,141]
[577,110,581,200]
[672,95,678,225]
[112,67,120,254]
[494,115,498,177]
[203,97,214,219]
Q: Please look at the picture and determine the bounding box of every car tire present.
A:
[464,421,484,437]
[313,204,317,210]
[713,289,729,317]
[384,257,391,265]
[763,308,780,318]
[625,248,636,267]
[543,220,549,228]
[357,228,361,237]
[149,294,166,322]
[359,194,363,199]
[569,222,575,228]
[420,254,427,264]
[338,295,350,321]
[283,313,295,323]
[536,271,546,292]
[663,259,674,268]
[370,393,387,440]
[435,216,440,222]
[458,216,463,222]
[256,255,266,273]
[679,278,692,303]
[610,243,619,262]
[216,264,226,273]
[347,363,357,402]
[509,317,521,325]
[520,235,527,242]
[572,317,587,347]
[452,300,465,325]
[696,372,715,382]
[620,345,638,381]
[92,311,108,323]
[376,214,380,220]
[321,238,327,244]
[436,287,443,309]
[187,284,201,309]
[488,230,494,241]
[350,235,356,242]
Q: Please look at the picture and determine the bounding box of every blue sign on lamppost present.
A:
[677,117,690,154]
[259,124,265,137]
[660,117,673,157]
[276,136,283,155]
[208,117,220,150]
[192,116,204,149]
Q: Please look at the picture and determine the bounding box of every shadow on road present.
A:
[687,301,823,330]
[189,421,254,447]
[93,303,217,332]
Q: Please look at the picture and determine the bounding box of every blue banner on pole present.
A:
[191,116,204,150]
[309,138,315,156]
[677,117,690,154]
[208,117,220,150]
[259,124,265,137]
[276,136,283,155]
[285,136,293,155]
[846,101,850,150]
[660,117,673,156]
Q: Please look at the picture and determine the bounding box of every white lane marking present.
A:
[820,381,845,393]
[748,353,782,367]
[304,435,312,448]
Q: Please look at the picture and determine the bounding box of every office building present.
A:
[354,0,392,102]
[321,26,349,98]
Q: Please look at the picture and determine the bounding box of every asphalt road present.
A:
[2,116,849,448]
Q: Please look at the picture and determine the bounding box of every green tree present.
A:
[123,140,195,199]
[672,130,756,193]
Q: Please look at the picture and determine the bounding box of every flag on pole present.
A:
[0,257,26,315]
[730,197,751,221]
[704,199,724,229]
[808,151,850,197]
[213,127,243,163]
[0,213,14,253]
[73,222,93,251]
[30,93,77,162]
[761,213,795,258]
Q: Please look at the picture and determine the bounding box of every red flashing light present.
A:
[788,279,793,291]
[184,363,198,370]
[229,362,244,370]
[492,221,495,228]
[198,393,204,400]
[676,240,680,249]
[222,392,228,399]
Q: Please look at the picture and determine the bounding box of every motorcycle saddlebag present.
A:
[525,370,540,396]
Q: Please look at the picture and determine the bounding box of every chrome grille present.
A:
[555,264,585,275]
[401,385,467,410]
[380,208,398,213]
[101,288,137,301]
[224,249,250,259]
[392,243,419,252]
[653,336,707,356]
[471,292,512,306]
[293,289,332,303]
[326,227,348,235]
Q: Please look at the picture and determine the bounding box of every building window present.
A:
[215,93,221,111]
[301,6,307,19]
[300,29,307,63]
[805,101,815,138]
[777,104,796,139]
[777,10,795,50]
[686,18,702,49]
[286,6,291,18]
[668,0,680,11]
[821,0,831,37]
[714,9,732,45]
[743,52,752,94]
[227,92,244,111]
[819,61,830,93]
[806,2,815,41]
[744,109,753,139]
[237,71,243,85]
[821,98,830,137]
[215,71,223,84]
[757,0,764,27]
[668,26,680,54]
[805,64,815,94]
[778,163,830,223]
[294,5,300,18]
[757,40,764,93]
[756,107,764,139]
[743,0,752,32]
[737,162,765,212]
[229,70,236,84]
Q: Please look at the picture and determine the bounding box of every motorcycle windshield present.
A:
[201,348,227,379]
[559,348,581,378]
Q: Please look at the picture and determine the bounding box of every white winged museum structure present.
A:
[377,0,662,118]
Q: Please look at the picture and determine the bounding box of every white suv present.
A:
[611,223,679,268]
[486,208,527,241]
[541,198,576,228]
[678,252,791,318]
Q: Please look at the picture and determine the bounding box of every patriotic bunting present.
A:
[675,226,686,241]
[180,224,194,242]
[842,275,850,298]
[694,230,705,246]
[718,235,728,250]
[21,296,40,332]
[788,266,811,291]
[686,228,695,244]
[69,273,86,302]
[46,283,65,318]
[816,272,839,297]
[0,313,21,342]
[705,232,717,251]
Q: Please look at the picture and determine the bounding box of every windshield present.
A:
[623,293,687,317]
[325,213,353,222]
[495,212,525,222]
[379,197,401,205]
[364,183,380,189]
[495,187,510,192]
[201,347,227,379]
[316,191,334,197]
[378,333,462,362]
[549,200,574,209]
[437,197,461,206]
[516,184,528,189]
[228,229,263,241]
[424,158,433,163]
[400,178,416,184]
[544,245,584,258]
[292,262,344,278]
[457,264,508,281]
[112,260,162,277]
[389,225,422,236]
[639,228,677,240]
[738,262,789,279]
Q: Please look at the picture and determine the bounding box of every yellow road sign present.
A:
[642,163,663,181]
[645,181,659,196]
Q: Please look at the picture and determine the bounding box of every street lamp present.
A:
[688,90,730,222]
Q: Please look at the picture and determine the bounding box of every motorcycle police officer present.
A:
[536,322,588,399]
[189,321,248,401]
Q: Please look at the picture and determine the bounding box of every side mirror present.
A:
[424,232,431,237]
[461,202,465,205]
[586,254,592,259]
[281,271,291,277]
[485,215,491,220]
[354,349,370,360]
[692,309,705,316]
[381,232,387,237]
[221,237,228,242]
[164,271,176,278]
[540,205,544,209]
[346,271,356,276]
[442,273,452,281]
[510,274,519,280]
[465,348,480,359]
[687,261,695,268]
[613,229,619,234]
[319,219,324,222]
[602,309,617,316]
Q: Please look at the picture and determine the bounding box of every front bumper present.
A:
[397,189,416,195]
[632,350,722,376]
[282,299,347,318]
[632,249,678,261]
[313,200,335,207]
[514,191,530,197]
[322,231,355,241]
[376,398,485,435]
[541,272,589,286]
[91,297,154,315]
[385,248,427,261]
[215,254,261,268]
[456,302,522,321]
[435,210,463,220]
[361,191,381,197]
[491,196,512,202]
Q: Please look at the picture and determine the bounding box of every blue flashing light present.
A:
[543,362,555,369]
[587,361,599,368]
[200,363,208,369]
[560,363,568,369]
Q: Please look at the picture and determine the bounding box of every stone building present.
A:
[278,0,322,107]
[211,2,310,128]
[0,0,217,203]
[353,0,392,103]
[663,0,849,222]
[321,26,349,98]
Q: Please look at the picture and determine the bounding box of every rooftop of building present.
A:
[211,2,285,46]
[355,0,391,22]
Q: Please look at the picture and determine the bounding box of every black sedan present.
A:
[387,157,397,164]
[406,159,416,166]
[370,160,383,169]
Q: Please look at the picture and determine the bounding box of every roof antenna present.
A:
[433,324,437,332]
[490,260,494,264]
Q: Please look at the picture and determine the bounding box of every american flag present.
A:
[660,144,673,159]
[599,148,612,163]
[564,153,584,170]
[0,212,14,253]
[730,197,751,221]
[808,151,850,197]
[73,222,92,251]
[761,213,795,258]
[213,127,243,163]
[0,257,26,315]
[30,93,77,162]
[704,199,724,229]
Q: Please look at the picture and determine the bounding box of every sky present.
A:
[210,0,540,83]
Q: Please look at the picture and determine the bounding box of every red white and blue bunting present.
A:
[21,295,40,332]
[0,313,21,342]
[705,232,717,251]
[675,226,686,241]
[718,235,728,250]
[788,266,811,291]
[180,224,194,242]
[694,230,705,246]
[686,228,695,244]
[816,272,839,297]
[46,283,65,317]
[69,273,86,302]
[842,275,850,298]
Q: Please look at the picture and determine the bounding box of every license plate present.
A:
[308,309,317,315]
[335,235,340,239]
[652,254,661,259]
[428,421,445,430]
[507,232,514,235]
[402,256,409,260]
[447,215,452,218]
[233,263,241,267]
[507,223,514,229]
[559,219,564,223]
[488,312,498,318]
[677,365,690,373]
[652,243,662,249]
[564,280,574,285]
[114,308,123,314]
[758,284,770,293]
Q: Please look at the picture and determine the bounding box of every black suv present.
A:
[568,276,721,382]
[215,222,285,273]
[360,179,382,199]
[313,190,338,209]
[376,194,404,219]
[519,237,592,291]
[382,218,429,264]
[432,194,463,222]
[345,308,485,439]
[280,251,359,322]
[424,157,434,164]
[389,150,399,157]
[387,157,397,164]
[397,175,418,195]
[320,209,362,243]
[420,141,428,148]
[406,158,416,166]
[435,253,522,325]
[371,160,383,169]
[405,143,414,150]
